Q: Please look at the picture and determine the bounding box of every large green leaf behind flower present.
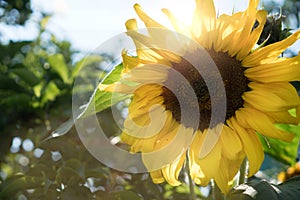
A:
[258,121,300,165]
[50,63,131,138]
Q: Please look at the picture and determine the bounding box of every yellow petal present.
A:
[243,30,300,67]
[124,104,167,139]
[226,157,245,181]
[214,12,242,52]
[162,8,191,36]
[154,125,193,150]
[98,82,137,94]
[189,130,212,186]
[229,0,259,57]
[192,0,216,48]
[220,125,243,160]
[189,157,210,185]
[127,134,156,153]
[125,19,163,62]
[123,64,169,84]
[245,54,300,82]
[236,10,267,60]
[243,82,300,112]
[125,18,138,31]
[199,124,223,159]
[190,129,222,180]
[121,110,175,153]
[150,170,165,184]
[214,156,244,194]
[235,108,294,142]
[132,83,162,99]
[142,124,193,171]
[134,3,164,28]
[214,158,230,194]
[228,118,264,176]
[122,50,140,71]
[133,4,187,63]
[122,50,157,71]
[162,153,186,186]
[129,97,163,117]
[126,30,181,63]
[267,110,299,125]
[121,85,167,153]
[128,96,164,121]
[121,132,136,146]
[297,106,300,122]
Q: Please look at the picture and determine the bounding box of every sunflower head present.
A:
[101,0,300,193]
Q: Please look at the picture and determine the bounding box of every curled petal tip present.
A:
[125,19,137,30]
[134,3,141,11]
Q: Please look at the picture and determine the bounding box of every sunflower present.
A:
[100,0,300,193]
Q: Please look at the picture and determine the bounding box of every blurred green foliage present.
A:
[264,0,300,29]
[0,16,76,130]
[259,122,300,166]
[0,0,32,25]
[0,108,209,199]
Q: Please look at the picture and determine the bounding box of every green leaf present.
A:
[45,117,76,141]
[72,55,102,79]
[85,167,110,179]
[28,188,58,199]
[27,163,56,180]
[227,176,300,200]
[33,83,43,98]
[258,123,300,165]
[48,54,70,84]
[101,63,123,84]
[82,90,129,118]
[40,16,51,30]
[0,93,31,108]
[48,63,130,139]
[277,176,300,199]
[0,175,44,198]
[56,166,84,184]
[60,186,93,200]
[11,67,40,86]
[80,63,130,118]
[64,159,85,178]
[228,181,276,200]
[41,81,61,106]
[112,191,143,200]
[0,74,23,92]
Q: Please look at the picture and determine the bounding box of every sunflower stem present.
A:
[186,158,196,200]
[213,181,224,200]
[239,158,247,185]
